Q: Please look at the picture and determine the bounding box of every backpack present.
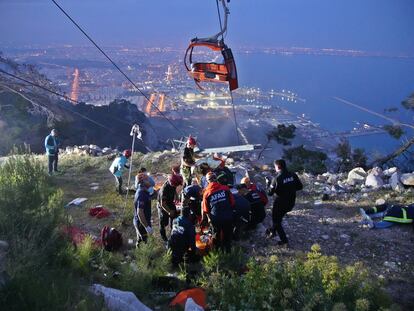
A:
[101,226,123,251]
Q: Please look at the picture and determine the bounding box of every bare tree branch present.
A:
[371,136,414,167]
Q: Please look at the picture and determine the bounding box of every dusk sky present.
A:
[1,0,414,53]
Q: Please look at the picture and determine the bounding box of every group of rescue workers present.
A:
[108,135,303,267]
[44,128,413,267]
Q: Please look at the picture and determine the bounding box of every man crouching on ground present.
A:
[168,206,199,267]
[266,159,303,246]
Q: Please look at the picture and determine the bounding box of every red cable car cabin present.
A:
[184,40,238,91]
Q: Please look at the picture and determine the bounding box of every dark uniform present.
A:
[244,188,266,229]
[202,182,235,252]
[133,188,151,243]
[267,169,303,244]
[183,184,202,222]
[168,215,197,266]
[157,181,178,241]
[233,193,251,239]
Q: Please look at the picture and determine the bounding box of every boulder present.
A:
[375,198,386,206]
[383,167,398,177]
[365,173,384,188]
[400,173,414,186]
[327,174,339,185]
[102,147,113,155]
[368,167,383,177]
[80,145,90,152]
[390,172,404,192]
[73,146,82,155]
[89,145,102,156]
[347,167,367,185]
[316,174,328,182]
[65,146,74,154]
[337,180,349,190]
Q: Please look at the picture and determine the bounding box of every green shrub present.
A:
[201,244,391,311]
[202,247,248,274]
[99,236,171,302]
[73,235,100,274]
[0,155,101,310]
[283,145,328,174]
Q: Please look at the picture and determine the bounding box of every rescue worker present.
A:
[214,158,235,187]
[133,173,153,246]
[239,177,267,229]
[199,164,211,190]
[181,136,197,186]
[157,174,184,241]
[109,150,131,194]
[232,191,251,240]
[360,203,414,229]
[44,129,61,175]
[168,206,199,267]
[183,182,203,223]
[135,167,155,199]
[202,172,235,252]
[266,159,303,246]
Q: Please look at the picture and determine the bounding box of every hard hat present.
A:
[240,177,250,185]
[123,149,132,158]
[51,129,58,135]
[206,172,217,183]
[168,174,184,187]
[187,136,197,146]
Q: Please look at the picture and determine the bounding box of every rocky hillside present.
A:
[1,150,413,309]
[0,55,159,155]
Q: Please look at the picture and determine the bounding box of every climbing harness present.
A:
[184,0,238,91]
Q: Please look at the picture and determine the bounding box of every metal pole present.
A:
[122,124,140,217]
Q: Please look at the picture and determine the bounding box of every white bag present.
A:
[91,284,152,311]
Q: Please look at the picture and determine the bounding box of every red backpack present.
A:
[101,226,123,251]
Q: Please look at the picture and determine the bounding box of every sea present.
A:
[236,52,414,156]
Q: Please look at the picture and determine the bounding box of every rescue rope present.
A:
[51,0,186,137]
[229,90,242,145]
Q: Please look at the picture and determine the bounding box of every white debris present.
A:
[400,173,414,186]
[90,284,152,311]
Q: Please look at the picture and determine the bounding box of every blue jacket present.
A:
[44,134,59,156]
[134,188,152,225]
[171,216,196,250]
[109,155,128,178]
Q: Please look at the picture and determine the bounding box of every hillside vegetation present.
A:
[1,152,413,310]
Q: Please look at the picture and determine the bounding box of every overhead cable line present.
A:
[51,0,186,137]
[0,69,113,132]
[216,0,225,41]
[215,0,240,144]
[0,69,152,151]
[229,91,241,144]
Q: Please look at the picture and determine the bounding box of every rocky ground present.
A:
[6,150,413,308]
